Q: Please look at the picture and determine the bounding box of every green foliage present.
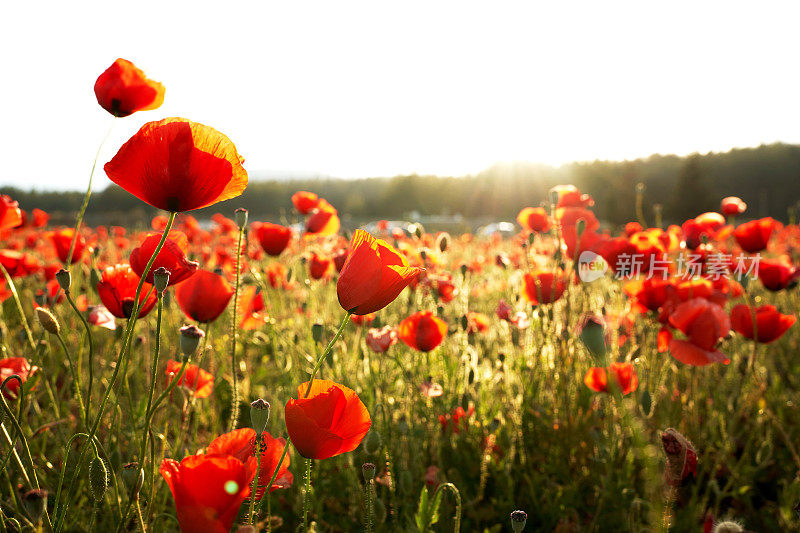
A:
[414,486,441,532]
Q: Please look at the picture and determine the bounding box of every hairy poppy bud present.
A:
[436,232,450,252]
[152,266,170,293]
[510,510,528,532]
[122,462,145,501]
[363,429,382,455]
[89,267,101,293]
[661,428,697,486]
[36,307,60,335]
[250,398,271,435]
[311,323,324,344]
[179,325,205,359]
[578,314,607,358]
[362,462,376,482]
[89,456,109,502]
[22,489,48,523]
[56,268,71,292]
[235,208,248,229]
[576,218,586,240]
[712,522,744,533]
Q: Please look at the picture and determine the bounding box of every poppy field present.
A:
[1,59,800,533]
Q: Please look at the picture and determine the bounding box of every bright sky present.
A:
[2,1,800,190]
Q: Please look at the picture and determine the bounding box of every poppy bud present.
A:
[510,510,528,532]
[34,291,47,307]
[89,456,109,502]
[528,232,536,246]
[436,232,450,252]
[419,249,427,262]
[56,268,71,292]
[250,398,271,435]
[661,428,697,486]
[576,219,586,240]
[460,264,468,278]
[122,462,145,501]
[235,208,248,229]
[21,489,47,523]
[363,429,382,455]
[311,323,324,344]
[152,266,170,293]
[362,462,376,482]
[549,189,559,206]
[179,325,205,359]
[712,522,744,533]
[90,267,101,292]
[459,315,469,331]
[36,307,60,335]
[411,223,424,239]
[578,314,607,358]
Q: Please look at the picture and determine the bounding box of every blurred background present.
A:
[3,1,800,229]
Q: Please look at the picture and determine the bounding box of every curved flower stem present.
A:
[65,120,114,266]
[228,223,245,432]
[55,332,88,428]
[432,482,462,533]
[247,435,264,524]
[0,263,36,351]
[55,212,176,533]
[258,311,352,517]
[63,290,94,417]
[303,458,313,531]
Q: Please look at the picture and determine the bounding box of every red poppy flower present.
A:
[130,231,198,285]
[308,253,333,280]
[583,362,638,395]
[337,230,423,316]
[49,228,86,264]
[435,277,457,303]
[733,217,779,253]
[522,271,567,305]
[757,259,800,291]
[159,454,255,533]
[0,358,38,400]
[205,428,292,498]
[366,326,398,353]
[555,206,601,259]
[238,286,268,330]
[730,304,796,343]
[624,222,643,237]
[284,379,371,460]
[94,58,165,117]
[253,222,292,256]
[88,305,116,330]
[304,199,340,236]
[681,212,725,249]
[398,311,447,352]
[466,312,491,334]
[661,428,697,486]
[516,207,551,233]
[31,208,49,228]
[165,360,214,398]
[350,314,375,326]
[0,251,40,278]
[598,237,639,277]
[720,196,747,216]
[103,118,248,212]
[551,185,594,208]
[0,196,22,230]
[96,264,157,318]
[667,297,730,366]
[291,191,320,214]
[175,269,234,323]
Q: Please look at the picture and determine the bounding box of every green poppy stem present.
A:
[228,223,245,432]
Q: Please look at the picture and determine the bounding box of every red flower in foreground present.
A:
[96,264,157,318]
[398,311,447,352]
[285,379,372,460]
[291,191,320,214]
[583,362,638,395]
[165,360,214,398]
[49,228,86,264]
[104,118,248,212]
[175,269,234,323]
[205,428,292,499]
[667,298,730,366]
[720,196,747,216]
[661,428,697,486]
[254,222,292,256]
[733,217,779,253]
[516,207,551,233]
[522,271,567,305]
[0,196,22,230]
[130,231,198,285]
[757,259,800,291]
[94,58,165,117]
[730,304,796,343]
[160,454,255,533]
[337,230,424,316]
[0,358,38,400]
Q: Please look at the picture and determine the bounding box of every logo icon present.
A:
[578,251,608,282]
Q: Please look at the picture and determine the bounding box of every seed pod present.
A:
[122,462,145,500]
[362,462,376,482]
[250,398,271,435]
[35,307,60,335]
[152,266,170,293]
[235,208,248,229]
[363,430,382,455]
[179,325,205,359]
[510,509,528,532]
[55,268,72,292]
[661,428,697,486]
[89,456,109,502]
[22,489,48,523]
